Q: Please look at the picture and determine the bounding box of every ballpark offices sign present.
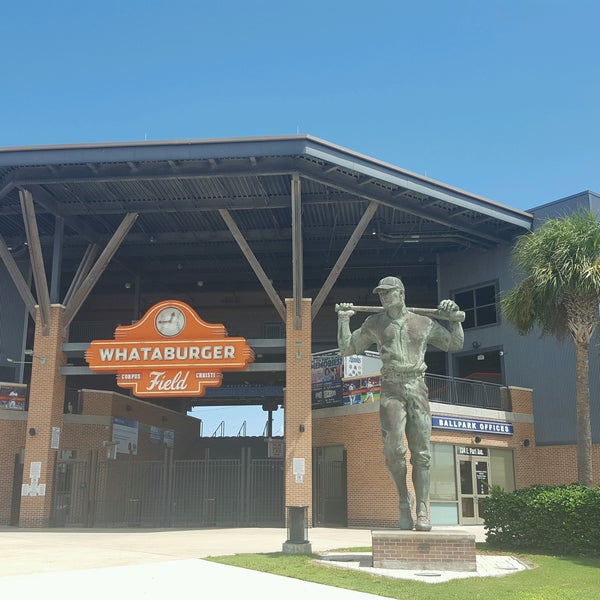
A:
[432,415,514,436]
[85,300,254,397]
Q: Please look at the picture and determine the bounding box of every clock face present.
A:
[155,306,186,337]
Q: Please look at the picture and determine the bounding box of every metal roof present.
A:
[0,135,532,297]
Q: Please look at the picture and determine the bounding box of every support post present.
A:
[19,305,68,527]
[284,298,312,524]
[291,174,303,329]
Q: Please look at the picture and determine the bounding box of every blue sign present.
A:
[432,415,513,436]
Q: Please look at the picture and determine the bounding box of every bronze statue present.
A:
[337,276,464,531]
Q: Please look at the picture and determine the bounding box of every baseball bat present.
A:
[335,303,465,322]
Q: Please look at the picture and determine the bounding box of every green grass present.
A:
[206,547,600,600]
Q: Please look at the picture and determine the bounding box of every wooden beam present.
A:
[50,215,64,303]
[63,213,138,330]
[291,173,303,329]
[24,185,103,244]
[0,235,37,319]
[63,243,100,306]
[19,189,51,334]
[311,201,379,320]
[218,208,286,322]
[0,175,16,200]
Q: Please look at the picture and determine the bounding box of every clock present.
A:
[155,306,186,337]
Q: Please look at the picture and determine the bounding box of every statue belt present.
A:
[381,371,425,383]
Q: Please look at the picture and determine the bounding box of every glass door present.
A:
[456,452,490,525]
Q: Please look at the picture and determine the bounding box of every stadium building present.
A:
[0,136,597,528]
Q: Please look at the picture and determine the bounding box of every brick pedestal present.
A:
[372,530,477,572]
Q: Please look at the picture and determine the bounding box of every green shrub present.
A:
[480,484,600,556]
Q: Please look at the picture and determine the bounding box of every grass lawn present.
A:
[206,546,600,600]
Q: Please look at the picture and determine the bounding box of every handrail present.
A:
[426,373,507,410]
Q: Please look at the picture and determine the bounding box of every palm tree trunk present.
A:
[575,341,593,486]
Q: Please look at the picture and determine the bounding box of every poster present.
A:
[112,417,139,454]
[311,352,343,408]
[343,376,381,405]
[0,382,27,411]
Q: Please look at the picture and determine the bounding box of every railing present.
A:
[426,373,508,410]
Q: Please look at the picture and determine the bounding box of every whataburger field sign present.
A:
[85,300,254,398]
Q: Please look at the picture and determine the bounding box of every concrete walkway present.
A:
[0,525,517,599]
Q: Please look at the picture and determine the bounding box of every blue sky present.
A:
[3,1,599,435]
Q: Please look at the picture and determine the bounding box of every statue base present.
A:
[372,529,477,572]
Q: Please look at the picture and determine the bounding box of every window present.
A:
[489,448,516,493]
[430,443,457,501]
[454,283,498,329]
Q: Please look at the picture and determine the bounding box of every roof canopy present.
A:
[0,135,532,298]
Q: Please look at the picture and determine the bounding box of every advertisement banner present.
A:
[0,382,27,411]
[112,417,139,454]
[342,376,381,405]
[311,352,343,408]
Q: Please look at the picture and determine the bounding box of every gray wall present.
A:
[437,191,600,445]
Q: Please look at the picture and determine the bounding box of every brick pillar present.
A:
[19,305,68,527]
[284,298,313,523]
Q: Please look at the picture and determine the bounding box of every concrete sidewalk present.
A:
[0,526,489,599]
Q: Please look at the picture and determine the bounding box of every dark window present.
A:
[454,283,498,329]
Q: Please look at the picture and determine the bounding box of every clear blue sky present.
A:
[3,1,599,435]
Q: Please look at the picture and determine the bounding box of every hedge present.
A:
[479,484,600,556]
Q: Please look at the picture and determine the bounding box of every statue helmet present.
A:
[372,276,404,294]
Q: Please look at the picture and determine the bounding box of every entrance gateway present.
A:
[0,135,532,529]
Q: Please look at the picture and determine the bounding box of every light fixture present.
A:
[29,427,36,436]
[522,439,530,447]
[124,282,132,289]
[196,280,204,287]
[299,424,305,433]
[7,355,46,365]
[472,436,482,444]
[472,341,481,349]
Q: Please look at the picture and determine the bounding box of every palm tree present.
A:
[502,211,600,487]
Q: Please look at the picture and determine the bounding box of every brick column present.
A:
[19,305,68,527]
[284,298,313,523]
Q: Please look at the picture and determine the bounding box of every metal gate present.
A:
[10,453,24,525]
[313,446,347,526]
[51,448,284,528]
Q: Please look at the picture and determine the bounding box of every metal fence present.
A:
[426,373,507,410]
[52,450,284,528]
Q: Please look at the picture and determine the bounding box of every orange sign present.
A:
[85,300,254,397]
